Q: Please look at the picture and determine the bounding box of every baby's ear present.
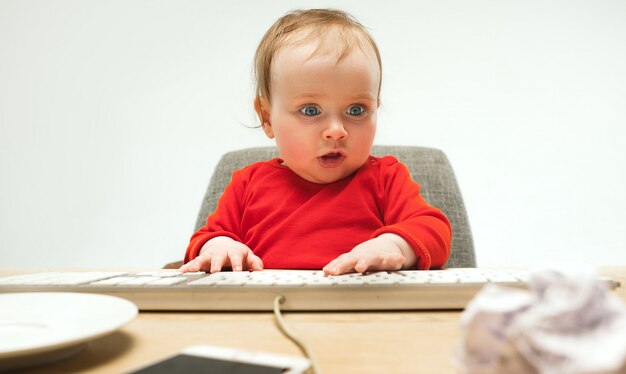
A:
[254,96,274,139]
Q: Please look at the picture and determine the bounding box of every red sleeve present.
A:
[183,170,247,264]
[372,158,452,270]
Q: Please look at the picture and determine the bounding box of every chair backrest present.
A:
[194,146,476,268]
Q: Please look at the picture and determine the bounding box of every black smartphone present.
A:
[128,345,311,374]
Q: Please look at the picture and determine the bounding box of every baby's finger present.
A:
[354,258,372,274]
[357,253,404,273]
[228,251,245,272]
[245,252,264,271]
[195,255,215,272]
[180,256,206,272]
[178,263,191,272]
[209,252,227,273]
[323,254,358,275]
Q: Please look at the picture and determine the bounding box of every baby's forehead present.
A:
[277,26,379,68]
[274,41,375,69]
[270,40,381,103]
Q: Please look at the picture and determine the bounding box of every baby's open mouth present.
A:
[318,152,346,168]
[322,152,342,159]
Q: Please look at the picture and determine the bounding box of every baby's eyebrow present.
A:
[293,92,323,100]
[292,92,376,101]
[351,93,376,101]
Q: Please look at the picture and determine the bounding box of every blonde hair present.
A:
[253,9,382,104]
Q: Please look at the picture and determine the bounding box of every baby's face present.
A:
[260,41,380,184]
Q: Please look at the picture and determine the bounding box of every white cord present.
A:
[273,295,321,374]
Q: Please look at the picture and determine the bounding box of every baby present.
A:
[181,9,451,276]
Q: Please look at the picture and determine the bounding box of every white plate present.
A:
[0,292,137,370]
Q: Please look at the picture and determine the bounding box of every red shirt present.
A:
[185,156,451,270]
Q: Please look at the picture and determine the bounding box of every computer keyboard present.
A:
[0,269,619,311]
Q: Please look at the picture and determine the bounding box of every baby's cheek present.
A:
[278,139,310,161]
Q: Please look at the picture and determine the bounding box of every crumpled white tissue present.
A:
[454,266,626,374]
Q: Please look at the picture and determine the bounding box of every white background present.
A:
[1,0,625,269]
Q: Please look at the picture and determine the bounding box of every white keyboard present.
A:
[0,269,619,311]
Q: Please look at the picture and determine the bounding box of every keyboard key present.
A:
[120,276,162,285]
[90,276,138,286]
[146,277,187,286]
[137,271,182,277]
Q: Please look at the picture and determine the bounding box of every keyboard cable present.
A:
[273,295,321,374]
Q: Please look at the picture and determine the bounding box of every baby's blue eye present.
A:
[300,106,320,116]
[347,105,365,116]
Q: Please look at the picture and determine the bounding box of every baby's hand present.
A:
[179,236,263,273]
[322,233,416,275]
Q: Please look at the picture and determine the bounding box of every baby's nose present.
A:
[323,120,348,140]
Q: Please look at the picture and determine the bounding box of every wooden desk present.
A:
[4,267,625,374]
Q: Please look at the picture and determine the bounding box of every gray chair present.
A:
[166,146,475,268]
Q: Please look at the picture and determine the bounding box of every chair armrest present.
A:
[163,260,184,269]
